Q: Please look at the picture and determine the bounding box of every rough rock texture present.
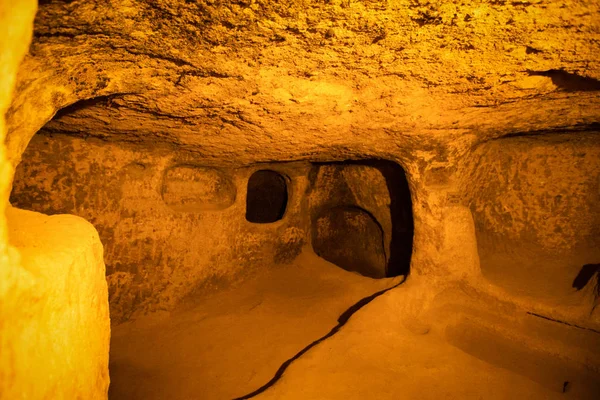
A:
[466,135,600,252]
[3,207,110,399]
[0,0,36,269]
[3,0,600,397]
[1,2,110,399]
[11,134,312,322]
[6,0,599,288]
[460,134,600,304]
[0,1,39,397]
[12,131,423,319]
[162,165,237,212]
[7,0,600,327]
[5,0,600,170]
[5,0,599,267]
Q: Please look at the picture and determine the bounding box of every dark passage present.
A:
[246,170,288,223]
[572,263,600,291]
[309,160,414,278]
[313,206,387,278]
[378,160,414,277]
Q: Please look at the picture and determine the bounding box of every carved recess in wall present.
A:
[161,165,236,212]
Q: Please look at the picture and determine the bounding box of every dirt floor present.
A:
[108,251,600,400]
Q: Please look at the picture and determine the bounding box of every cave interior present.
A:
[1,1,600,399]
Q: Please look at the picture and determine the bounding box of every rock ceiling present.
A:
[5,0,600,167]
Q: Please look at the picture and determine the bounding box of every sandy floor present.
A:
[109,252,600,400]
[109,252,400,399]
[257,294,599,400]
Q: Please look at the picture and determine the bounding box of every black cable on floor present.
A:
[232,277,406,400]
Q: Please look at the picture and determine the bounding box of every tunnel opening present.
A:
[245,169,288,223]
[308,160,413,279]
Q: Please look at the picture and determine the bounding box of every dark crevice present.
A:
[232,277,406,400]
[572,263,600,290]
[479,122,600,143]
[106,44,240,80]
[51,94,202,126]
[506,122,600,136]
[413,13,442,27]
[107,44,201,69]
[34,31,80,39]
[38,0,78,4]
[34,30,118,40]
[53,94,133,120]
[178,69,240,80]
[527,69,600,92]
[364,160,414,277]
[525,46,542,54]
